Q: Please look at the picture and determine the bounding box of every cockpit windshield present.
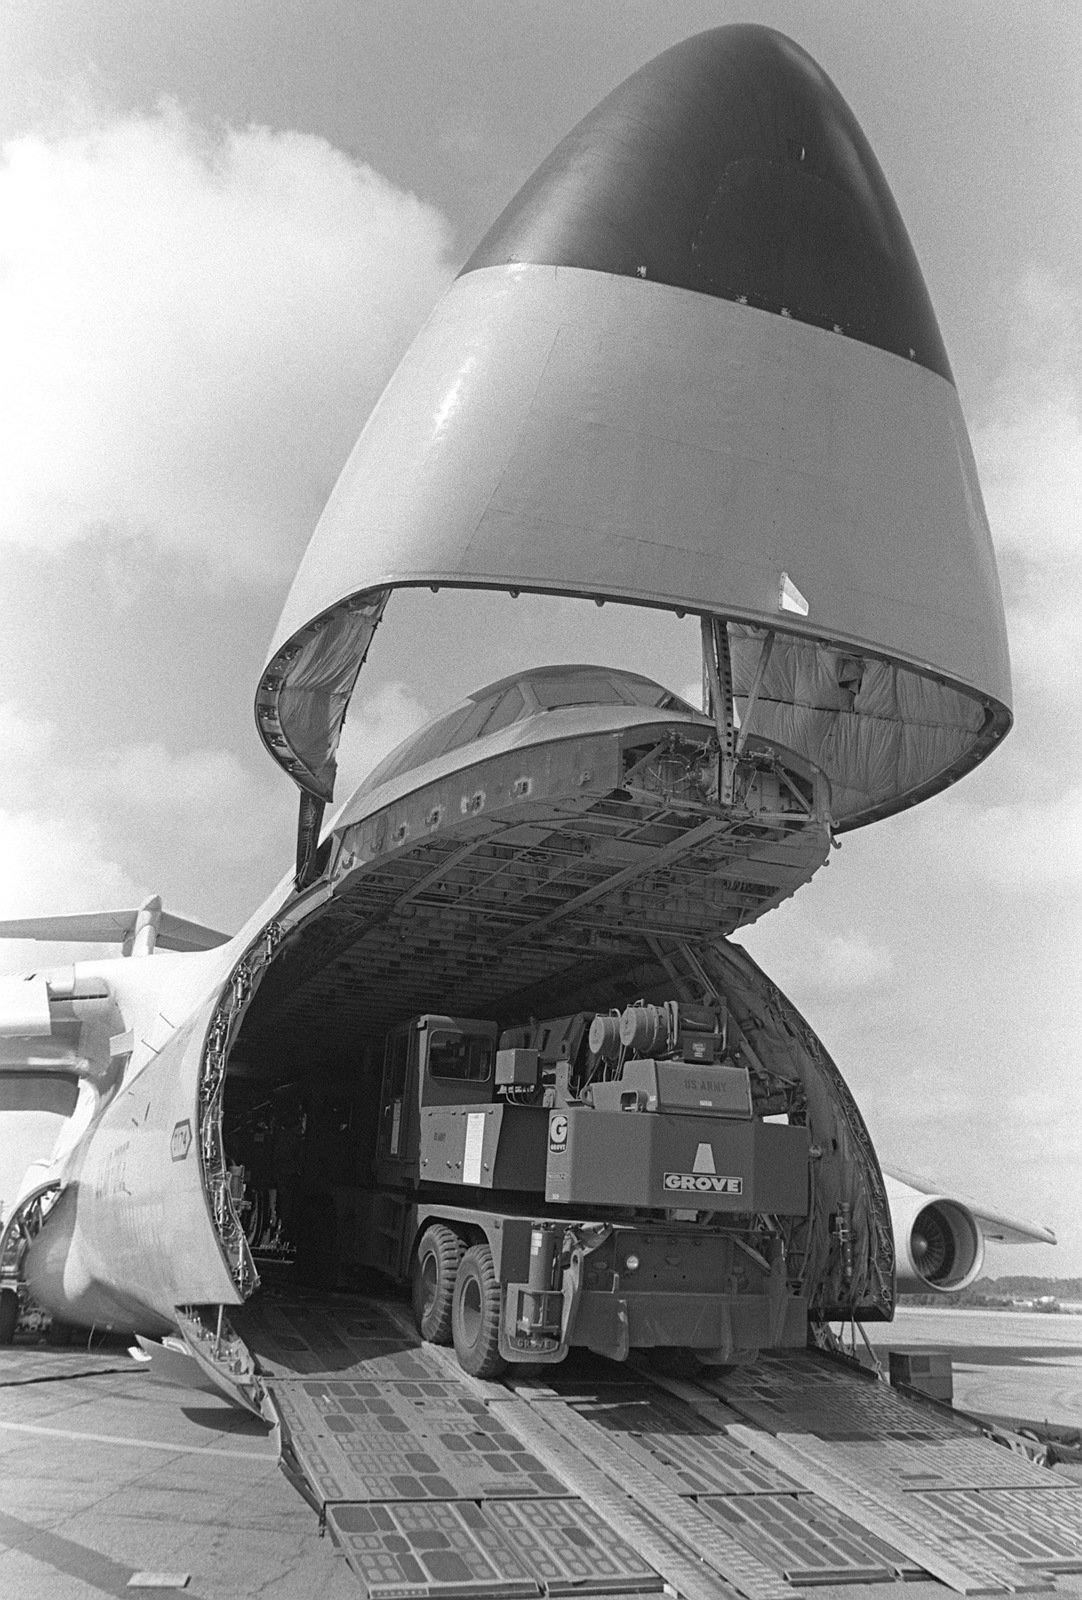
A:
[355,665,699,796]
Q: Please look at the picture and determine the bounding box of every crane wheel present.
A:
[451,1242,507,1378]
[0,1288,17,1345]
[412,1224,465,1344]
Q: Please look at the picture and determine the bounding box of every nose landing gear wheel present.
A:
[451,1242,506,1378]
[411,1224,465,1344]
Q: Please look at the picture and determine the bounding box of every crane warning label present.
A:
[170,1119,192,1162]
[663,1172,743,1194]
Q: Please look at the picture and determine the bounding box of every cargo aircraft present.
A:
[0,26,1054,1390]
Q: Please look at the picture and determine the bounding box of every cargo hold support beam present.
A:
[701,616,737,804]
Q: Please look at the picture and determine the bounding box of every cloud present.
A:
[810,932,895,990]
[0,101,454,579]
[0,807,145,976]
[940,270,1082,901]
[79,740,287,865]
[933,785,1082,894]
[736,906,895,1002]
[978,390,1082,564]
[0,702,55,775]
[334,681,433,801]
[0,808,142,922]
[0,700,294,968]
[972,272,1082,712]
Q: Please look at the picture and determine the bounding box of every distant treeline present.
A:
[899,1275,1082,1308]
[977,1276,1082,1297]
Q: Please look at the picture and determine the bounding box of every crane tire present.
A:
[0,1288,17,1345]
[451,1242,506,1378]
[412,1224,465,1345]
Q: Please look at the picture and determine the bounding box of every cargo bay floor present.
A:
[2,1287,1082,1600]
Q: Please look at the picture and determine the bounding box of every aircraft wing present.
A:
[0,908,230,953]
[883,1164,1056,1246]
[152,913,232,952]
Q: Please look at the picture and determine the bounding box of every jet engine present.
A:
[888,1184,984,1293]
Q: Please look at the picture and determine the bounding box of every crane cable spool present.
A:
[587,1012,622,1061]
[617,1000,676,1056]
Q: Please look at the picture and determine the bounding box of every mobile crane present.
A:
[364,999,809,1376]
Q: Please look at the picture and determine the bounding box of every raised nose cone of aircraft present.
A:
[465,24,951,380]
[259,25,1009,836]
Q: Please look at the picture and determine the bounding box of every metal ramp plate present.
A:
[325,1498,663,1599]
[699,1493,921,1585]
[704,1352,962,1441]
[914,1490,1082,1574]
[234,1291,1082,1600]
[818,1438,1073,1494]
[733,1426,1054,1594]
[234,1291,417,1377]
[485,1397,747,1600]
[508,1397,794,1600]
[273,1378,569,1501]
[325,1500,539,1599]
[472,1499,664,1594]
[570,1394,804,1496]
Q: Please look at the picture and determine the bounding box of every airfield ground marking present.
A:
[0,1365,141,1387]
[0,1417,271,1459]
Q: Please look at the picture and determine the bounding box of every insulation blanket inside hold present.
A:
[730,627,987,825]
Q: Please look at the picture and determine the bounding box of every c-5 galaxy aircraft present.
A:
[0,660,1052,1355]
[0,18,1053,1415]
[0,12,1049,1363]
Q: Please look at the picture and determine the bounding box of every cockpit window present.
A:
[368,704,474,784]
[527,674,626,708]
[479,684,524,736]
[627,680,689,710]
[355,666,700,796]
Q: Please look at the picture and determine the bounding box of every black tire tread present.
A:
[412,1223,465,1345]
[451,1242,506,1378]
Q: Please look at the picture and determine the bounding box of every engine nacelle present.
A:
[888,1182,984,1293]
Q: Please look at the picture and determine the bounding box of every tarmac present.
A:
[0,1338,358,1599]
[863,1307,1082,1435]
[1,1302,1081,1600]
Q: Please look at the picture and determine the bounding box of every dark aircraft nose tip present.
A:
[464,23,951,383]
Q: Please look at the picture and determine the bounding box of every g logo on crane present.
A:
[548,1113,568,1152]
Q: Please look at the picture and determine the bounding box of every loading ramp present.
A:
[231,1289,1082,1600]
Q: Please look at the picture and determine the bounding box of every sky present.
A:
[0,0,1079,1275]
